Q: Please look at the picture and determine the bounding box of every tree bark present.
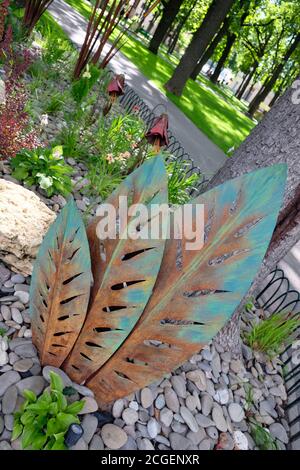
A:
[190,19,229,81]
[210,32,236,83]
[165,0,235,96]
[148,0,184,55]
[248,33,300,116]
[210,77,300,355]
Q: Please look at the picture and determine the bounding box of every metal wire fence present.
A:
[119,84,209,197]
[255,267,300,448]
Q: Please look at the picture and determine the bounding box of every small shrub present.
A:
[167,158,200,205]
[245,310,300,357]
[11,145,73,196]
[86,160,123,200]
[0,79,39,159]
[12,371,84,450]
[44,91,65,114]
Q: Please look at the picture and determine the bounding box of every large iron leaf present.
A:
[85,164,287,405]
[30,199,92,367]
[63,157,168,383]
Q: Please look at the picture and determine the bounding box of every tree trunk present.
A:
[244,81,255,101]
[138,1,152,28]
[148,0,184,55]
[235,73,247,96]
[164,0,235,96]
[248,33,300,116]
[210,32,236,84]
[130,0,142,16]
[210,77,300,355]
[190,19,229,81]
[146,10,159,33]
[236,63,257,100]
[269,89,280,107]
[166,0,197,55]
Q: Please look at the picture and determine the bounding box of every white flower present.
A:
[40,114,49,127]
[82,65,91,79]
[37,174,53,190]
[52,145,63,159]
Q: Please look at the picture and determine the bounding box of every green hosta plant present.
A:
[12,371,84,450]
[11,145,73,196]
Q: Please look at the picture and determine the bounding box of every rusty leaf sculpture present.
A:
[30,199,92,367]
[85,164,287,403]
[63,157,168,383]
[30,156,287,406]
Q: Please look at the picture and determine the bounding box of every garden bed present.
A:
[0,258,292,450]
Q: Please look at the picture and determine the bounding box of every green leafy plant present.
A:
[244,297,255,312]
[245,311,300,357]
[0,328,7,337]
[44,91,65,114]
[58,125,89,160]
[244,384,255,412]
[12,371,84,450]
[81,114,146,198]
[86,159,123,200]
[11,145,73,196]
[250,421,278,450]
[167,158,200,205]
[71,64,101,104]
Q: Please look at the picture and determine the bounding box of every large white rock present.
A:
[0,179,56,276]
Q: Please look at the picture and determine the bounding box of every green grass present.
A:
[63,0,255,153]
[245,311,300,357]
[35,11,74,49]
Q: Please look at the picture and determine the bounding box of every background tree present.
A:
[167,0,198,55]
[148,0,184,55]
[248,32,300,114]
[209,0,252,84]
[209,77,300,353]
[165,0,236,97]
[190,17,229,80]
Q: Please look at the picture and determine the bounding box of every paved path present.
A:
[49,0,227,178]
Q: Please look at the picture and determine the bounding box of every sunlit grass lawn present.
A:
[63,0,255,153]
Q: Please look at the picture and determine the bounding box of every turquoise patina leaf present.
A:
[84,164,287,404]
[30,198,92,367]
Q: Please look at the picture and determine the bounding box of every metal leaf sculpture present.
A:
[30,157,287,407]
[84,164,287,405]
[63,157,168,383]
[30,199,92,367]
